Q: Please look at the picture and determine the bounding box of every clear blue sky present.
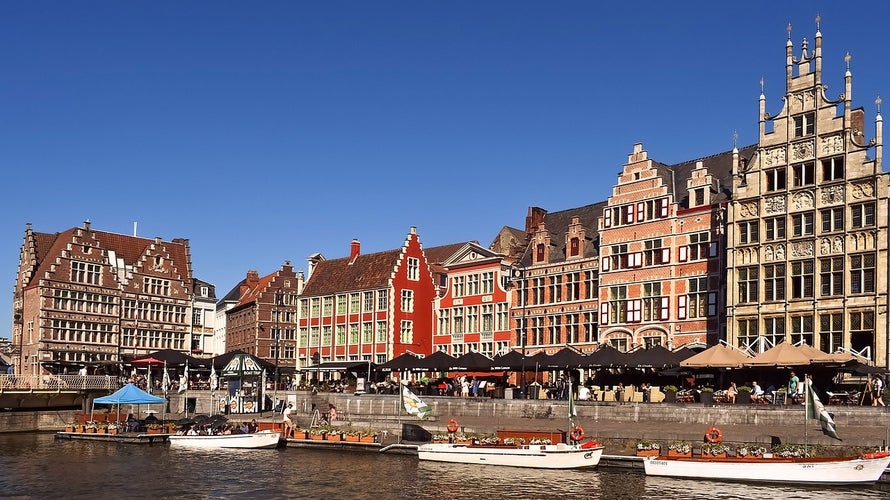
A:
[2,2,888,339]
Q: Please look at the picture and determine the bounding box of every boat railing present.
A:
[0,374,123,391]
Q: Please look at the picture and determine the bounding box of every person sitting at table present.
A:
[578,384,591,401]
[614,383,625,403]
[726,382,738,404]
[126,413,139,432]
[751,381,766,403]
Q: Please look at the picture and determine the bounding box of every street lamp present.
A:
[511,264,527,399]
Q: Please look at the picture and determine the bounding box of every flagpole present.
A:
[398,382,403,444]
[804,373,809,453]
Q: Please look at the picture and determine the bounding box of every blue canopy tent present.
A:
[92,383,166,424]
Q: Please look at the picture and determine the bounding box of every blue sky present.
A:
[2,2,888,339]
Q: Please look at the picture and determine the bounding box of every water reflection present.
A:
[0,434,886,499]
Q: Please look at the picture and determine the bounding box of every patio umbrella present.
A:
[378,353,422,373]
[413,351,457,372]
[680,344,750,368]
[449,352,494,371]
[584,345,630,368]
[626,345,682,369]
[746,342,811,367]
[543,347,585,369]
[490,350,525,371]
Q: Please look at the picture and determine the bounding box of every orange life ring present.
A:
[570,425,584,441]
[447,419,459,433]
[705,426,722,443]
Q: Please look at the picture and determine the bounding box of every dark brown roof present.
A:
[300,249,402,297]
[520,202,606,267]
[663,145,757,208]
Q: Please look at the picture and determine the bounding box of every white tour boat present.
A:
[417,378,604,469]
[168,430,282,449]
[643,380,890,485]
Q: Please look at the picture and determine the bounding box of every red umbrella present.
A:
[131,357,164,365]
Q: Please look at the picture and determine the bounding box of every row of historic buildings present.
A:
[10,24,890,376]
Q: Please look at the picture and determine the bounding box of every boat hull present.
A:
[168,431,281,449]
[643,454,890,485]
[416,443,603,469]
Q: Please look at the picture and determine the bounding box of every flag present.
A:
[401,385,431,419]
[162,363,170,394]
[178,363,189,394]
[209,364,218,391]
[807,382,841,441]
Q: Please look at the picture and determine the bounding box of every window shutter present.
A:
[600,303,609,325]
[659,198,669,217]
[679,246,688,262]
[637,202,645,221]
[601,257,611,271]
[708,241,719,257]
[677,296,687,319]
[661,248,670,264]
[660,297,670,320]
[633,252,642,267]
[626,205,635,223]
[604,210,612,228]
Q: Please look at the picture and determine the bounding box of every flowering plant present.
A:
[529,438,552,445]
[773,444,810,458]
[503,437,517,446]
[107,423,119,430]
[701,442,731,455]
[637,439,660,451]
[668,441,691,453]
[432,432,450,441]
[479,433,499,445]
[736,444,768,457]
[85,421,98,429]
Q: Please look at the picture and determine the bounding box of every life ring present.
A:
[447,419,459,433]
[570,425,585,441]
[705,426,722,443]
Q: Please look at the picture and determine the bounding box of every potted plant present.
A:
[737,385,752,404]
[107,423,119,435]
[359,429,379,443]
[701,442,730,457]
[64,422,76,433]
[146,423,163,434]
[636,439,660,457]
[663,385,678,403]
[96,422,109,434]
[736,444,768,458]
[699,387,715,405]
[85,421,98,433]
[667,441,692,457]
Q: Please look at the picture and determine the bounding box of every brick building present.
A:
[12,221,200,376]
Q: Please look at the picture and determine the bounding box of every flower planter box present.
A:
[668,450,692,457]
[309,434,326,440]
[97,428,107,434]
[146,428,162,435]
[107,429,119,435]
[636,449,660,457]
[64,426,75,433]
[703,453,727,459]
[360,435,376,443]
[85,428,97,433]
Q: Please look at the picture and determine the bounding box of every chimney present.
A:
[349,239,361,263]
[246,270,259,287]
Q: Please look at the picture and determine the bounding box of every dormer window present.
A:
[570,237,580,257]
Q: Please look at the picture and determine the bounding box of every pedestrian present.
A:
[872,375,885,407]
[282,403,294,438]
[787,371,799,404]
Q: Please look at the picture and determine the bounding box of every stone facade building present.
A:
[726,25,889,366]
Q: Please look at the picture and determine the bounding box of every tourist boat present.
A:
[643,452,890,484]
[643,381,890,484]
[417,379,604,469]
[168,430,282,449]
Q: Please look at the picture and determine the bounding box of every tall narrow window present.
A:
[765,167,787,192]
[763,264,786,301]
[790,260,814,299]
[819,257,843,296]
[793,112,815,137]
[850,253,876,294]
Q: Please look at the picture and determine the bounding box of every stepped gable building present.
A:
[597,143,755,351]
[296,227,465,376]
[191,278,218,356]
[726,22,889,367]
[12,221,196,376]
[507,203,605,357]
[433,241,513,358]
[224,261,300,376]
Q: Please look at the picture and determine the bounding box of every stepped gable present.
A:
[236,272,276,307]
[520,202,605,266]
[654,145,758,208]
[29,224,191,286]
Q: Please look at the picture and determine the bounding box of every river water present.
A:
[1,433,887,499]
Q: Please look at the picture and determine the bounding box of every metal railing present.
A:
[0,375,123,391]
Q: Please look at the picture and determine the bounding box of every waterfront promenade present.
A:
[5,390,890,453]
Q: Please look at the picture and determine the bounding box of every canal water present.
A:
[1,433,887,499]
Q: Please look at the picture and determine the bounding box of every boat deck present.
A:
[54,431,170,445]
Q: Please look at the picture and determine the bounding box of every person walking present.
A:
[787,371,799,404]
[282,403,294,438]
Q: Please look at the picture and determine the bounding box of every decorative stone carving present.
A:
[793,90,816,111]
[821,134,844,154]
[820,185,844,205]
[764,246,773,261]
[820,238,831,255]
[791,191,815,210]
[791,140,814,161]
[791,241,814,257]
[738,202,759,217]
[833,236,844,254]
[775,244,785,260]
[764,196,786,214]
[763,146,786,167]
[851,181,875,199]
